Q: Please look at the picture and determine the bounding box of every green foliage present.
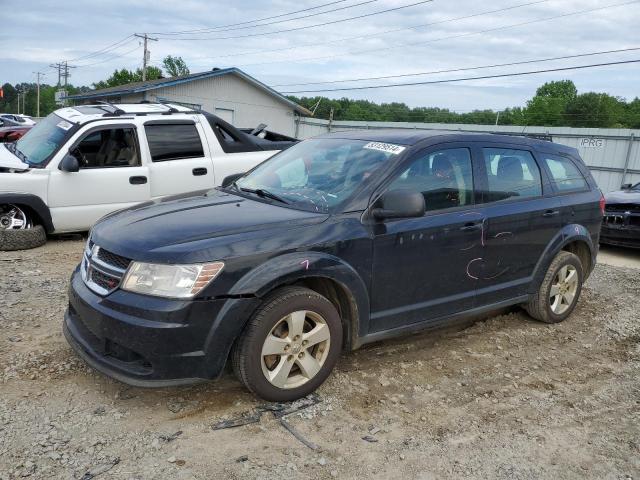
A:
[162,55,190,77]
[564,92,626,128]
[92,66,163,90]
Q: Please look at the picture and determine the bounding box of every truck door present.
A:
[143,120,216,198]
[47,123,150,232]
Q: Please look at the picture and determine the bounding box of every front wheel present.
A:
[525,251,584,323]
[0,204,47,251]
[232,286,343,402]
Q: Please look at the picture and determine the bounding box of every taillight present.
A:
[599,193,606,216]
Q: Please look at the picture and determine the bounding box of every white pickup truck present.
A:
[0,103,297,250]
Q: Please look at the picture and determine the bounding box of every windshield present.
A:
[631,182,640,191]
[15,113,75,166]
[235,138,403,212]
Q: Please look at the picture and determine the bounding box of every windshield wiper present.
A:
[5,142,28,163]
[240,187,289,204]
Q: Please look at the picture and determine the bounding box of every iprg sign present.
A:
[580,138,605,148]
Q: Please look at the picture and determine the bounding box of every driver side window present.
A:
[387,148,474,212]
[71,128,140,168]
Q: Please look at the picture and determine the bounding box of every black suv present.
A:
[64,131,603,401]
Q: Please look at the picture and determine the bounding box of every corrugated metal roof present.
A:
[66,67,312,116]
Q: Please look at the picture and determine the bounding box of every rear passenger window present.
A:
[145,123,204,162]
[482,148,542,202]
[544,155,588,192]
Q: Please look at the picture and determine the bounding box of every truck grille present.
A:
[82,241,131,296]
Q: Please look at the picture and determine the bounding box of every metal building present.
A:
[67,68,312,137]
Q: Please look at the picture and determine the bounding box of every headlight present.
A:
[121,261,224,298]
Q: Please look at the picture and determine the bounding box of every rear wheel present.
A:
[525,251,583,323]
[232,287,342,402]
[0,204,47,251]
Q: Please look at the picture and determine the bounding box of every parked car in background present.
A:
[601,182,640,248]
[64,130,603,401]
[0,113,36,125]
[0,119,32,143]
[0,102,298,251]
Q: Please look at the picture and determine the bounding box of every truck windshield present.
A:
[15,114,75,166]
[235,138,402,212]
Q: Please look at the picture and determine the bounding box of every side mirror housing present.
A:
[372,190,425,220]
[621,183,632,190]
[222,172,244,187]
[59,154,80,173]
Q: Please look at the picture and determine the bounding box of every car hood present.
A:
[0,143,29,170]
[92,189,329,262]
[605,189,640,205]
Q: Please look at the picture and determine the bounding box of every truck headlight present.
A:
[122,262,224,298]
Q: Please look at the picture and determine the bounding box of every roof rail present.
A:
[96,101,126,117]
[490,132,553,142]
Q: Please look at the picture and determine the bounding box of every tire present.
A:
[0,225,47,251]
[232,286,343,402]
[525,251,583,324]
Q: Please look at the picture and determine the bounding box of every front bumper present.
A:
[64,266,259,387]
[600,213,640,249]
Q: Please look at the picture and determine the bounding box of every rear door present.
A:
[47,123,150,232]
[143,120,215,198]
[472,144,561,305]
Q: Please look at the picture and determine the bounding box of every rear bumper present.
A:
[64,266,259,387]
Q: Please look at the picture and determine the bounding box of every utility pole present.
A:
[50,62,75,105]
[495,111,501,126]
[33,71,45,118]
[134,33,158,81]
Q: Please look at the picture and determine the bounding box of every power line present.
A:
[194,0,550,61]
[168,0,435,41]
[235,0,640,68]
[271,46,640,87]
[63,34,137,63]
[154,0,380,36]
[73,44,142,68]
[150,0,353,35]
[281,59,640,93]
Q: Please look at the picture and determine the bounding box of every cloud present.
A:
[2,0,638,108]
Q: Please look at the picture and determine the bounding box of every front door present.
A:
[47,125,150,232]
[369,146,483,333]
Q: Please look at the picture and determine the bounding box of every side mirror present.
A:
[222,172,244,187]
[59,154,80,173]
[372,190,425,220]
[621,183,632,190]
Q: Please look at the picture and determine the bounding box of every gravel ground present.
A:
[1,238,639,480]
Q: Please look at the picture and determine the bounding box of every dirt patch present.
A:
[1,239,639,479]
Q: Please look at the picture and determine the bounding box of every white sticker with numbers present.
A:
[363,142,406,155]
[57,120,73,131]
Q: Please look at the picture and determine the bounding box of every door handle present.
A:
[543,210,560,218]
[192,167,208,176]
[129,176,147,185]
[460,222,483,232]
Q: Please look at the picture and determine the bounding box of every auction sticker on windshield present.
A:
[363,142,406,155]
[57,120,73,131]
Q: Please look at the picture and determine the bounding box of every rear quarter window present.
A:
[543,155,588,192]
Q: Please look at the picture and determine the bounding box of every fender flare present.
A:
[0,193,54,233]
[228,251,371,346]
[528,223,596,294]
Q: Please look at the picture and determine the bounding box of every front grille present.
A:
[96,248,131,270]
[82,242,130,296]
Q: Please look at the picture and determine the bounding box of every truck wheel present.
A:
[232,286,342,402]
[525,251,583,324]
[0,204,47,251]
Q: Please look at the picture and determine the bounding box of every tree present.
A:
[565,92,625,128]
[524,80,577,126]
[162,55,190,77]
[92,67,163,90]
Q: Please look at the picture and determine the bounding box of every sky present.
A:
[1,0,639,111]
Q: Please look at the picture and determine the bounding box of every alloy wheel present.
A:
[261,310,331,389]
[0,204,31,230]
[549,264,579,315]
